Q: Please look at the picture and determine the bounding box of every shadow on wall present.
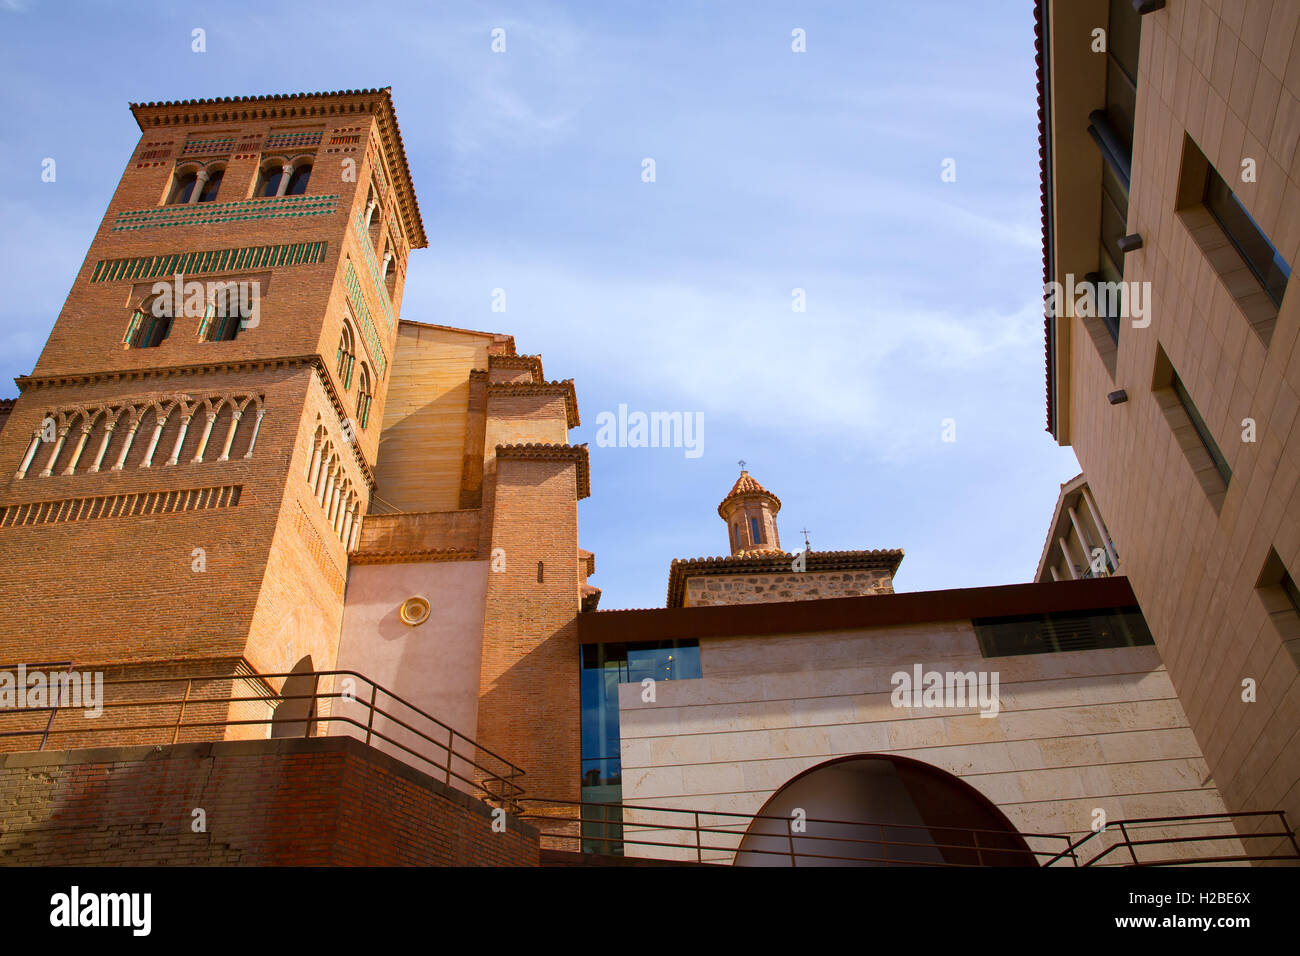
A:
[734,754,1035,867]
[271,656,317,738]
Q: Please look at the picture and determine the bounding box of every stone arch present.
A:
[226,395,258,459]
[734,754,1034,867]
[94,404,136,472]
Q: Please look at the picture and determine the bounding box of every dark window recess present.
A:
[1283,569,1300,616]
[750,516,763,544]
[1088,0,1141,188]
[127,310,172,349]
[286,164,312,196]
[171,172,197,205]
[973,607,1154,657]
[198,169,223,203]
[1173,371,1232,488]
[1204,166,1291,307]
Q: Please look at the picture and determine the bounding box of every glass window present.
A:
[580,641,701,854]
[750,516,763,544]
[1204,166,1291,307]
[974,607,1154,657]
[1173,371,1232,488]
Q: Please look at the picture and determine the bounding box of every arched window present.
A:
[168,170,199,204]
[124,298,172,349]
[286,163,312,195]
[356,363,373,429]
[336,320,356,388]
[256,162,286,197]
[750,516,764,544]
[197,165,224,202]
[198,287,243,342]
[731,523,741,550]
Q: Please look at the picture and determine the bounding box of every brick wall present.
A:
[0,736,538,866]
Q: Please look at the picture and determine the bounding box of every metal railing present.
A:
[519,798,1073,866]
[0,666,525,809]
[1044,811,1300,866]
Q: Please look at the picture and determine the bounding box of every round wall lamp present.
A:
[399,596,431,626]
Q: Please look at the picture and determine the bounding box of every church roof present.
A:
[717,470,781,517]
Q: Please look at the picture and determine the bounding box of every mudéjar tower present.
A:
[0,89,424,703]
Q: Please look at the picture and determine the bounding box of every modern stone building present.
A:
[1038,0,1300,853]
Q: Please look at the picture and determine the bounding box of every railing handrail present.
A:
[0,664,526,808]
[519,797,1069,866]
[520,796,1072,843]
[1043,810,1299,867]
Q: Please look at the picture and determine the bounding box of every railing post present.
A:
[972,828,984,867]
[172,678,191,745]
[695,811,702,864]
[446,727,454,786]
[364,681,377,746]
[1281,811,1300,857]
[1119,821,1140,865]
[786,817,797,867]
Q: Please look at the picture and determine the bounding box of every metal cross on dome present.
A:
[738,459,746,470]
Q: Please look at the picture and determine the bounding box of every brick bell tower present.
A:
[0,90,425,712]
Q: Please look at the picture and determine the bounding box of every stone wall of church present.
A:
[684,569,894,606]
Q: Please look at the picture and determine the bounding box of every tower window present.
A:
[750,516,763,544]
[337,320,356,389]
[124,306,172,349]
[257,164,285,197]
[198,167,224,203]
[198,284,247,342]
[168,171,199,205]
[356,363,373,429]
[286,163,312,196]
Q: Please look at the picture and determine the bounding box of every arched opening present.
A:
[356,363,372,429]
[336,318,356,388]
[285,162,312,195]
[271,657,318,738]
[735,754,1034,867]
[168,167,200,204]
[197,164,224,202]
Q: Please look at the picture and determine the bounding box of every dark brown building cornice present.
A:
[586,576,1140,644]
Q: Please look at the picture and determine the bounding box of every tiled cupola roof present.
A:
[717,470,781,518]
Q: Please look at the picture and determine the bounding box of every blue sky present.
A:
[0,0,1081,609]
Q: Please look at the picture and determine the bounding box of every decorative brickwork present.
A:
[112,193,339,231]
[343,260,388,379]
[91,242,327,282]
[181,136,235,157]
[351,207,397,332]
[293,500,346,594]
[264,130,323,150]
[0,485,241,527]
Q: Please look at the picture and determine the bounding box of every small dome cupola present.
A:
[718,465,782,556]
